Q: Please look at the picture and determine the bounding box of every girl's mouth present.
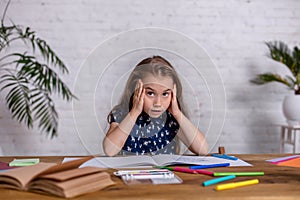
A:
[151,109,162,113]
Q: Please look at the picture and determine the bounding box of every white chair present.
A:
[279,124,300,153]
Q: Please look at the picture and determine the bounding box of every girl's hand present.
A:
[130,79,145,118]
[168,84,182,119]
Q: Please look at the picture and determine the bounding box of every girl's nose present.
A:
[153,96,161,106]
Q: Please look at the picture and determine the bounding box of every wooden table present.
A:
[0,154,299,200]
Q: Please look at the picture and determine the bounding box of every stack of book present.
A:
[0,157,115,198]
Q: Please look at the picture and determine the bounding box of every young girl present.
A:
[103,56,208,156]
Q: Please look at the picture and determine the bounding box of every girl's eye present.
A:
[162,92,170,97]
[147,91,155,96]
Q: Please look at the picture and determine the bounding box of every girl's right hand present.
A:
[130,79,145,118]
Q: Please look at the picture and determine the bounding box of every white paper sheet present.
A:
[63,155,252,169]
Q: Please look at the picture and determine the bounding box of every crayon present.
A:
[203,175,236,186]
[213,172,264,176]
[215,179,259,191]
[190,163,230,169]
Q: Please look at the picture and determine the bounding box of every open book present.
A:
[0,157,115,198]
[63,154,252,169]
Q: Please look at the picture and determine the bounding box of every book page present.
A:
[41,156,93,175]
[39,167,106,181]
[0,162,56,190]
[151,154,183,166]
[28,172,115,198]
[61,173,115,198]
[152,155,252,167]
[0,157,94,191]
[64,155,252,169]
[79,156,156,168]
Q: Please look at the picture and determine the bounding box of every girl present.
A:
[103,56,208,156]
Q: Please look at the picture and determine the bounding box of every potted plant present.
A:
[251,41,300,125]
[0,1,75,138]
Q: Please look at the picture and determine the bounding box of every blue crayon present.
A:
[190,163,230,169]
[211,154,238,161]
[202,175,236,187]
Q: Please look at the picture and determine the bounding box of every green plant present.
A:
[0,1,75,138]
[251,41,300,95]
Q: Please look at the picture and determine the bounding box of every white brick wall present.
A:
[0,0,299,155]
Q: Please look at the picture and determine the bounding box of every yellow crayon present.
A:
[215,179,259,191]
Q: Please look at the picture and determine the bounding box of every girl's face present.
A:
[142,74,174,118]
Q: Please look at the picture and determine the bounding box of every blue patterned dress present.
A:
[108,109,179,155]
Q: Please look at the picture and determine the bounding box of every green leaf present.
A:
[31,88,58,138]
[293,46,300,76]
[266,41,297,77]
[0,8,76,137]
[16,27,69,74]
[10,53,75,101]
[250,73,294,90]
[1,73,33,128]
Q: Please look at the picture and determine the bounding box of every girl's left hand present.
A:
[168,84,182,118]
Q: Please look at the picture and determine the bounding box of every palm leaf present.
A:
[0,73,33,128]
[292,46,300,82]
[15,26,68,73]
[252,41,300,94]
[0,3,75,137]
[0,24,15,51]
[0,0,11,50]
[0,72,59,138]
[250,73,293,90]
[266,41,297,77]
[31,88,58,138]
[12,53,75,101]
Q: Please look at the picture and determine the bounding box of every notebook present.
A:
[63,154,252,169]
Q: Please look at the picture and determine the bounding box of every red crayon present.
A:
[172,167,197,174]
[156,166,214,176]
[195,169,214,176]
[172,167,213,176]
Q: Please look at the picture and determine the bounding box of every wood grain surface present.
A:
[0,154,299,200]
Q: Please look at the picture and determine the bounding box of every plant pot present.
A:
[282,95,300,126]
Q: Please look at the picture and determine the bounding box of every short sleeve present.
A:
[107,108,126,124]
